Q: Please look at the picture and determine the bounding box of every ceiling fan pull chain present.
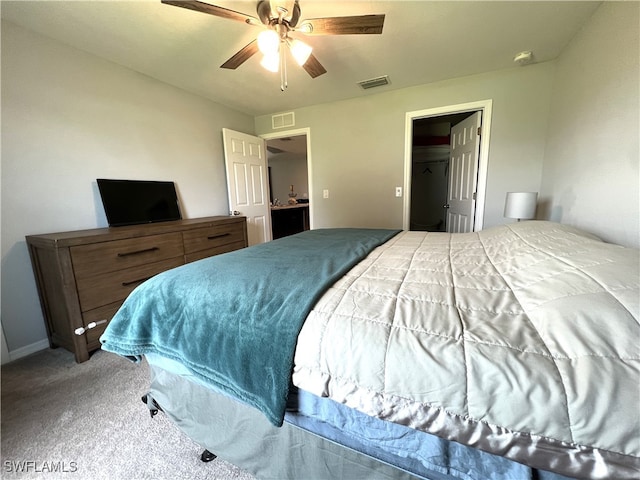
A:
[283,46,288,91]
[280,47,284,91]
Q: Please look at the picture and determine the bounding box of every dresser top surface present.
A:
[26,216,246,247]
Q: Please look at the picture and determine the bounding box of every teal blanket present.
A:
[100,228,399,426]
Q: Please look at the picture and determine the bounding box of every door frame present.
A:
[403,99,493,232]
[260,127,314,230]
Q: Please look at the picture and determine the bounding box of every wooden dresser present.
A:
[26,216,247,363]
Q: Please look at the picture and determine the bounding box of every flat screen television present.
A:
[97,179,182,227]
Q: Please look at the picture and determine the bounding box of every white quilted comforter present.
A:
[292,221,640,479]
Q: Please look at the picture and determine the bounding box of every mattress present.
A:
[293,222,640,479]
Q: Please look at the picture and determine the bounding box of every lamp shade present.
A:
[260,52,280,72]
[289,39,312,66]
[257,30,280,55]
[504,192,538,220]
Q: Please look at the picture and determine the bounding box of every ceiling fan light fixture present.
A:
[257,29,280,55]
[288,39,312,66]
[261,51,280,72]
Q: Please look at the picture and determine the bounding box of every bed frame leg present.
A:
[139,395,216,463]
[200,450,217,462]
[141,394,163,418]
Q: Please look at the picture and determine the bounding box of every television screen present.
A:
[97,179,182,227]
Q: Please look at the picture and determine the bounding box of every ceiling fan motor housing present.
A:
[257,0,301,27]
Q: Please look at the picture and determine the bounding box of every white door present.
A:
[222,128,272,246]
[446,112,481,233]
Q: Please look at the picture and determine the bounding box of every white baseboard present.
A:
[4,339,50,364]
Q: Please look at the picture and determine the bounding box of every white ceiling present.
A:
[1,1,601,116]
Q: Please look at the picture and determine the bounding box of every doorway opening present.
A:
[410,112,474,232]
[403,100,493,232]
[262,128,312,239]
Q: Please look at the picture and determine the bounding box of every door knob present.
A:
[443,204,450,209]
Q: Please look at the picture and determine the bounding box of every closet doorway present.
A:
[403,100,492,233]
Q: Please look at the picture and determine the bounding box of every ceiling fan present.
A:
[161,0,385,85]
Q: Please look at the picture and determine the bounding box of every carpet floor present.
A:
[1,348,256,480]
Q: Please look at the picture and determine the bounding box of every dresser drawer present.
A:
[185,240,247,263]
[183,224,245,255]
[82,301,123,349]
[71,232,184,280]
[76,257,183,312]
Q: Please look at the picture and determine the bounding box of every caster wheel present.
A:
[200,449,217,462]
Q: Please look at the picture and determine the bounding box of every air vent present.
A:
[272,112,295,129]
[357,75,390,90]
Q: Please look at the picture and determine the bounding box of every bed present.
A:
[100,221,640,479]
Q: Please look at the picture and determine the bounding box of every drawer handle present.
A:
[74,320,107,336]
[122,276,152,287]
[117,247,159,257]
[207,233,231,240]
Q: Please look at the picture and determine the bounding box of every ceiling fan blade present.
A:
[298,14,384,35]
[267,145,285,154]
[302,54,327,78]
[220,40,259,69]
[161,0,261,26]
